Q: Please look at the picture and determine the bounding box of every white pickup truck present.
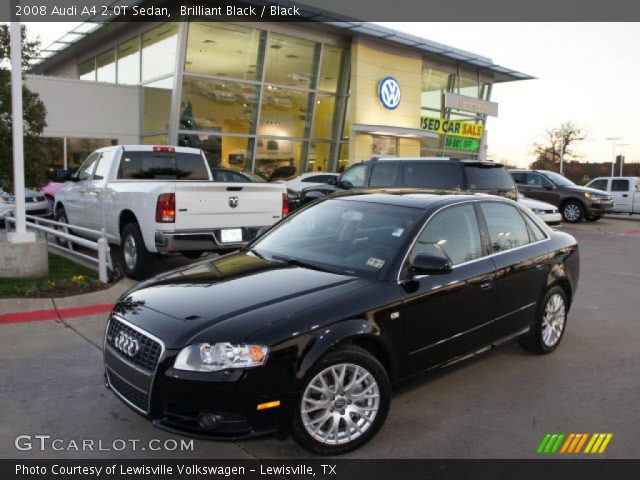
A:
[54,145,287,278]
[585,176,640,215]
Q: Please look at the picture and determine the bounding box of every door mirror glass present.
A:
[327,176,338,186]
[410,254,452,275]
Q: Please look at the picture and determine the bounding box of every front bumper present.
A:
[587,200,614,214]
[154,227,267,253]
[104,316,297,440]
[537,212,562,225]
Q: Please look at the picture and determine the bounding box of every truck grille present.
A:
[105,316,162,372]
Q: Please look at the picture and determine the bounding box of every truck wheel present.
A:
[561,201,584,223]
[54,207,72,248]
[121,222,155,279]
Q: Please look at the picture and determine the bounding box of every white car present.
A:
[0,188,50,222]
[279,172,339,192]
[518,192,561,225]
[54,145,287,279]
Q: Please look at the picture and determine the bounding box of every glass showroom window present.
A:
[141,23,178,82]
[312,94,338,140]
[422,65,454,112]
[179,134,254,172]
[265,33,320,89]
[318,45,344,92]
[142,77,174,134]
[180,76,259,135]
[258,86,312,139]
[96,48,116,83]
[141,135,169,146]
[79,58,96,81]
[67,138,117,168]
[117,37,140,85]
[337,143,349,173]
[185,22,265,81]
[458,70,480,98]
[309,142,333,173]
[255,140,305,180]
[41,138,65,169]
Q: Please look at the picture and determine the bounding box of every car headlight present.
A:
[173,342,269,372]
[530,208,545,214]
[583,192,591,199]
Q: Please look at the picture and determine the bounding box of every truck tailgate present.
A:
[173,182,284,230]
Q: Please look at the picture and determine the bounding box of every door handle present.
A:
[622,194,628,198]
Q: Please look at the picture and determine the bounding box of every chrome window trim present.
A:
[103,314,166,415]
[397,198,550,283]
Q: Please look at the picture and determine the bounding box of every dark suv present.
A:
[300,158,517,205]
[510,169,614,223]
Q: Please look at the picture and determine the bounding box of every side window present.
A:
[77,153,100,181]
[526,173,546,187]
[611,179,629,192]
[511,172,526,184]
[93,155,109,181]
[480,202,531,253]
[402,163,462,189]
[410,204,483,266]
[340,164,367,188]
[369,164,398,188]
[521,211,547,242]
[589,179,609,191]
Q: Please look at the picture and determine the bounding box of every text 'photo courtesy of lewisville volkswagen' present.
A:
[1,1,640,479]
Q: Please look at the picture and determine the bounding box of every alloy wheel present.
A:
[123,234,138,271]
[563,204,581,222]
[301,363,380,446]
[541,293,566,347]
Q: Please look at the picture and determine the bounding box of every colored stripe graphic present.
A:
[539,433,613,454]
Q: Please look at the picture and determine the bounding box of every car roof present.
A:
[371,157,506,167]
[323,189,498,209]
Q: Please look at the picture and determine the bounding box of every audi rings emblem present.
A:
[114,331,140,357]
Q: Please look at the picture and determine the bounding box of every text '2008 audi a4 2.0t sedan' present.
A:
[103,190,579,454]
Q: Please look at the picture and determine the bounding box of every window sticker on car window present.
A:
[392,227,404,237]
[366,257,385,269]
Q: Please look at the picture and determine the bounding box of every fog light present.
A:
[197,413,219,430]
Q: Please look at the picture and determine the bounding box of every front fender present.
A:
[296,318,394,381]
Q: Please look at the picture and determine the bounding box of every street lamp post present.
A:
[559,127,567,175]
[606,137,622,178]
[616,143,629,176]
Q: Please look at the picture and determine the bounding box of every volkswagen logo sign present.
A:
[114,331,140,358]
[378,77,401,110]
[228,196,239,208]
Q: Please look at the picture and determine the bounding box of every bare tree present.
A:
[530,122,586,171]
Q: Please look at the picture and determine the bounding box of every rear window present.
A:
[117,152,208,180]
[464,164,515,191]
[401,163,463,189]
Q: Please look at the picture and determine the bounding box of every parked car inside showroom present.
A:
[517,192,561,225]
[510,169,614,222]
[104,190,579,454]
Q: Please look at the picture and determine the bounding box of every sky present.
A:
[24,21,640,168]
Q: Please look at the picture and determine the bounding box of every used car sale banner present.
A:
[420,116,484,138]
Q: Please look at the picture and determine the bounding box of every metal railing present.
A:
[4,215,112,283]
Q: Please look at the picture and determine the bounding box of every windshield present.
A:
[464,165,515,190]
[541,171,575,187]
[252,199,423,278]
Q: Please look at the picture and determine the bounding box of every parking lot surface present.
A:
[1,215,639,459]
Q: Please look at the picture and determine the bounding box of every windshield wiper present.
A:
[240,246,266,260]
[270,255,345,275]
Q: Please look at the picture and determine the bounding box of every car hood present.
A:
[113,252,369,348]
[564,185,610,197]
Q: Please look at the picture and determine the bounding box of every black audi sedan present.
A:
[104,190,579,454]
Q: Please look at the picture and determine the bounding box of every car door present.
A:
[478,201,550,340]
[519,172,558,205]
[63,152,100,225]
[83,153,111,232]
[398,203,496,375]
[610,179,631,213]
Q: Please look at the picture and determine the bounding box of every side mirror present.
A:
[410,254,452,275]
[543,183,555,190]
[341,180,354,190]
[327,176,338,186]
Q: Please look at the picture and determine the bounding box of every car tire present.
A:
[561,200,584,223]
[291,345,391,455]
[120,222,155,280]
[519,285,569,354]
[45,195,55,217]
[53,207,72,248]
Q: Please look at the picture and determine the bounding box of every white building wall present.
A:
[26,75,140,144]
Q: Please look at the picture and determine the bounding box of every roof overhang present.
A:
[352,124,439,138]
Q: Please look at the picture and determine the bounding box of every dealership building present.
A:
[29,10,531,176]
